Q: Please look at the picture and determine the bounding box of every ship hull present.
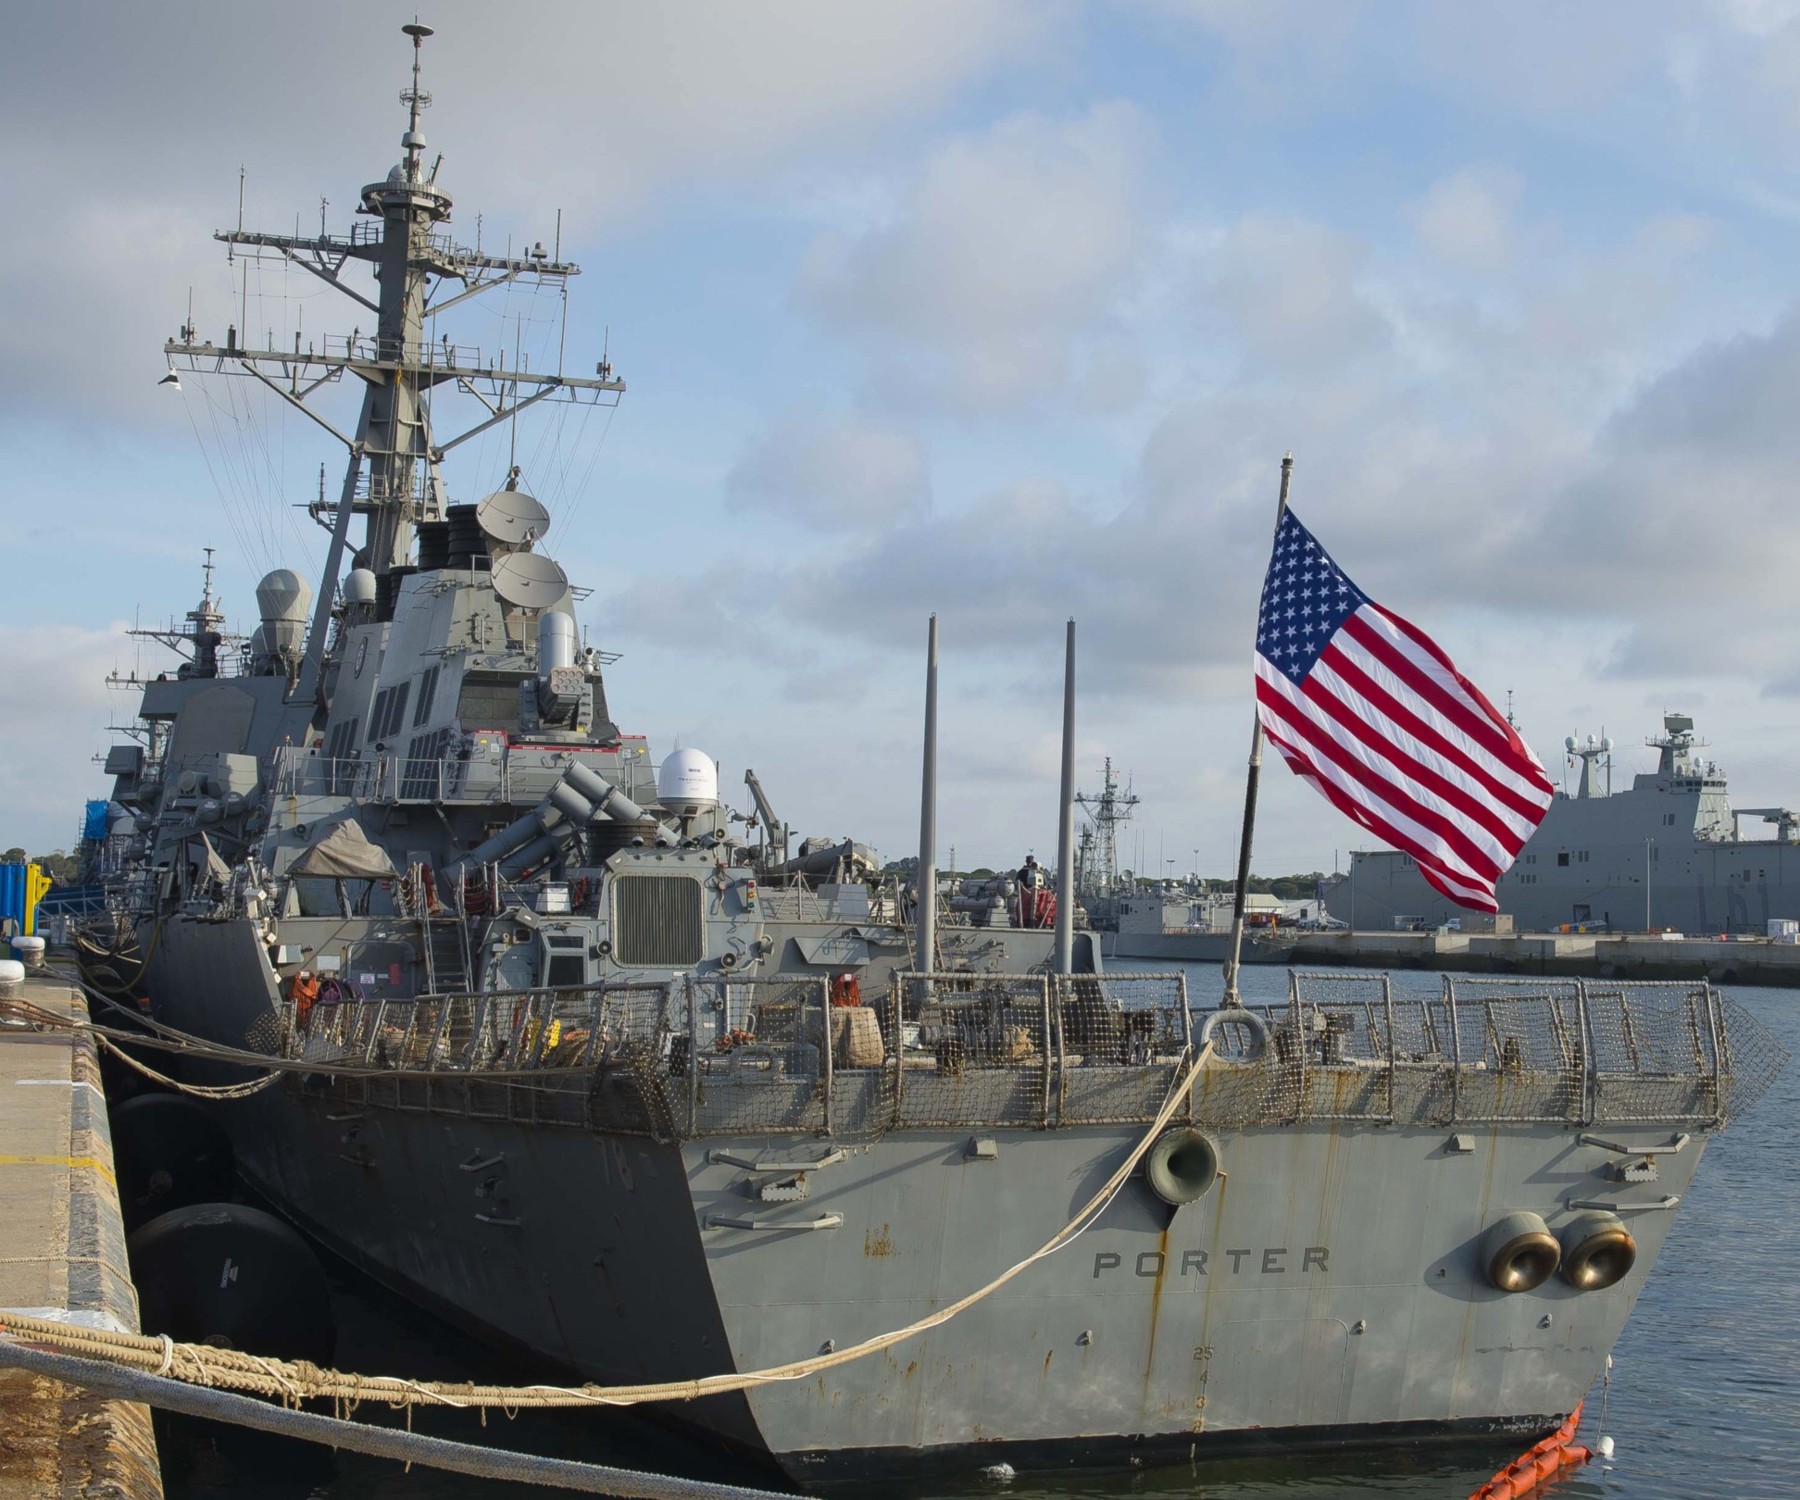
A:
[136,915,1709,1482]
[1325,768,1800,936]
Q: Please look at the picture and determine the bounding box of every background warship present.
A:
[74,24,1785,1484]
[1326,713,1800,935]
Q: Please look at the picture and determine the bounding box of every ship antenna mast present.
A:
[401,20,433,175]
[164,19,625,713]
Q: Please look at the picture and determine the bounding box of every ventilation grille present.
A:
[414,664,441,727]
[323,716,360,793]
[367,681,411,745]
[613,876,703,969]
[400,727,454,799]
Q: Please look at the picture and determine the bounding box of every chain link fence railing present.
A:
[284,968,1785,1141]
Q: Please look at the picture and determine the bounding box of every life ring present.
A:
[1558,1211,1636,1290]
[1198,1006,1270,1061]
[1145,1127,1220,1206]
[1479,1210,1561,1292]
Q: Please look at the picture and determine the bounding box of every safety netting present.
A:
[284,969,1785,1140]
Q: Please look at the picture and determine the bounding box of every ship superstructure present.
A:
[75,27,1785,1484]
[1326,714,1800,934]
[1074,756,1139,929]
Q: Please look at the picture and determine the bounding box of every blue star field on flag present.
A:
[1254,509,1370,685]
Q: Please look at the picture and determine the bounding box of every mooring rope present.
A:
[2,984,285,1100]
[91,1031,283,1099]
[0,1040,1216,1410]
[0,1338,788,1499]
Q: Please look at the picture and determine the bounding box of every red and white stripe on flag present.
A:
[1252,510,1554,912]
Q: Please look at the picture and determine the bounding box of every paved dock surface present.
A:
[0,975,162,1499]
[1113,926,1800,983]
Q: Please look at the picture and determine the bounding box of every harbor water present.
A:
[155,964,1798,1500]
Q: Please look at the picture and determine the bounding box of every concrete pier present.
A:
[0,976,162,1500]
[1111,926,1800,985]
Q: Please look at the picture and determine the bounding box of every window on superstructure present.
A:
[414,665,440,727]
[544,954,586,988]
[1557,852,1570,867]
[381,682,410,741]
[367,690,390,745]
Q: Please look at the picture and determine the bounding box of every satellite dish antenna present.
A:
[1564,736,1578,753]
[475,488,550,552]
[490,552,568,611]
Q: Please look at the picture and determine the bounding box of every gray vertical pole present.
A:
[917,615,939,976]
[1222,454,1294,1007]
[294,446,364,707]
[1054,619,1077,973]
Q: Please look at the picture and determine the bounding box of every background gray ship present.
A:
[1327,713,1799,935]
[74,25,1785,1485]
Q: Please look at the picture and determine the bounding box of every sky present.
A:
[5,0,1800,877]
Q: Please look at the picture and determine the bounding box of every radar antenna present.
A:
[162,20,625,711]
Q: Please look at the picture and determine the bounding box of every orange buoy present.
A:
[1465,1403,1591,1500]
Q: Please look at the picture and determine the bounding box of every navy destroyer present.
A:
[76,26,1785,1483]
[1326,714,1799,935]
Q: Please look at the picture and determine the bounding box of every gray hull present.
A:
[139,914,1740,1481]
[1105,930,1293,965]
[1327,715,1800,936]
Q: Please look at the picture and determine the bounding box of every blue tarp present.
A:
[0,864,29,933]
[83,799,110,842]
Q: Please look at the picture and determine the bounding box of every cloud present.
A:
[1710,0,1800,39]
[0,622,135,855]
[1197,216,1391,373]
[727,413,929,529]
[797,102,1154,413]
[0,0,1055,417]
[1411,168,1523,274]
[713,176,1795,719]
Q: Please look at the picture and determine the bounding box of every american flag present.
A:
[1253,509,1554,911]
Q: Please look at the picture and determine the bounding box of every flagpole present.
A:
[917,614,939,979]
[1221,453,1294,1007]
[1053,618,1077,973]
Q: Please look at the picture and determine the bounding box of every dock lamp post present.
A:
[1644,837,1654,932]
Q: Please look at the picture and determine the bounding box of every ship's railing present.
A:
[1191,972,1786,1129]
[285,970,1785,1140]
[288,972,1192,1140]
[747,887,834,923]
[271,751,514,806]
[304,321,580,376]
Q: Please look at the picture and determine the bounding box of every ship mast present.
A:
[1074,757,1139,898]
[163,21,624,708]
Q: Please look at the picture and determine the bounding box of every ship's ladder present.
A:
[421,914,472,994]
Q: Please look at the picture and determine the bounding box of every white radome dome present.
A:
[657,747,718,810]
